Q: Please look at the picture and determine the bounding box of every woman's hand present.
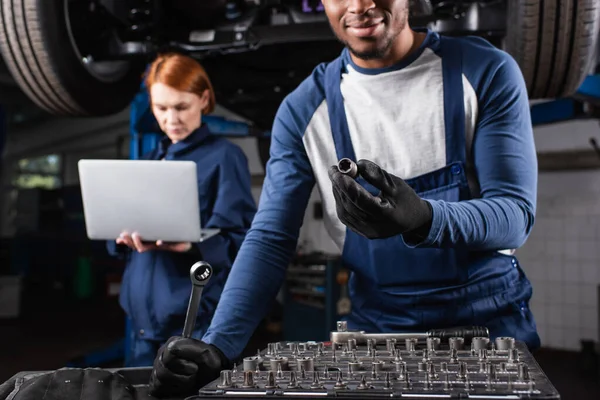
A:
[116,232,192,253]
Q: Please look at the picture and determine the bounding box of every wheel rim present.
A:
[64,0,131,84]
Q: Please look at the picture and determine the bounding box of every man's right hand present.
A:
[150,336,229,397]
[149,337,229,398]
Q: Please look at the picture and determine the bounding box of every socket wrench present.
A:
[330,324,489,345]
[182,261,213,338]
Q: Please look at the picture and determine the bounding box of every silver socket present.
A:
[265,371,278,389]
[269,356,289,372]
[357,375,370,390]
[449,348,458,363]
[508,348,519,364]
[457,362,467,380]
[290,343,299,356]
[242,371,255,388]
[348,361,362,372]
[440,362,448,372]
[297,356,314,372]
[243,356,260,372]
[405,337,418,352]
[478,348,488,361]
[334,371,346,389]
[310,372,322,389]
[471,337,490,351]
[518,363,530,381]
[366,338,375,356]
[372,360,384,373]
[316,342,325,356]
[449,337,464,350]
[495,336,515,351]
[427,337,441,351]
[386,338,397,352]
[395,360,406,373]
[336,321,348,331]
[479,361,488,373]
[427,363,437,378]
[422,348,430,362]
[217,370,233,388]
[384,372,392,389]
[288,371,299,389]
[347,338,357,351]
[338,158,358,178]
[486,363,497,380]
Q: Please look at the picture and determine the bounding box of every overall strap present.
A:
[324,53,357,162]
[439,37,466,165]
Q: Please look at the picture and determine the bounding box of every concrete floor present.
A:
[0,295,598,400]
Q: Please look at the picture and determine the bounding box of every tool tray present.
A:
[1,337,560,400]
[194,338,560,399]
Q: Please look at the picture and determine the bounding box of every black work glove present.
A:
[149,336,229,398]
[328,159,433,240]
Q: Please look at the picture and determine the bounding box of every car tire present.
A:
[505,0,600,99]
[0,0,145,116]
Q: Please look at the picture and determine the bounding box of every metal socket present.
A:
[269,356,289,372]
[337,158,358,178]
[297,356,314,372]
[243,356,259,372]
[449,337,464,350]
[471,336,490,351]
[427,337,441,351]
[386,338,397,352]
[495,336,515,351]
[217,370,233,388]
[347,338,357,350]
[405,337,418,352]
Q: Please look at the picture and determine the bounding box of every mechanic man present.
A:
[148,0,539,395]
[107,53,256,367]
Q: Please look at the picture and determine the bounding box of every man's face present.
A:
[322,0,409,60]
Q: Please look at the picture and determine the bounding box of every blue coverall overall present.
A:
[107,125,256,366]
[323,38,540,349]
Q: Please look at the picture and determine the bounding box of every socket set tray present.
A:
[192,336,560,399]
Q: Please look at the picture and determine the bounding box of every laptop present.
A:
[78,159,219,243]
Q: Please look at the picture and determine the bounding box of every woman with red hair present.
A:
[107,53,256,367]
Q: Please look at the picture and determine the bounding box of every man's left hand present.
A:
[328,159,433,239]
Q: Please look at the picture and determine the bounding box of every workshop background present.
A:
[0,1,599,400]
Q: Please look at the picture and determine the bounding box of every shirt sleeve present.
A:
[202,98,316,361]
[194,145,257,270]
[410,50,537,250]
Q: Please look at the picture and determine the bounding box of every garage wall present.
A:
[516,118,600,351]
[517,171,600,351]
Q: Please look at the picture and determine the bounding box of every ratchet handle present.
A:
[427,326,489,343]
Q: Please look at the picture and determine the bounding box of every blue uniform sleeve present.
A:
[202,98,316,360]
[194,145,257,270]
[414,49,537,250]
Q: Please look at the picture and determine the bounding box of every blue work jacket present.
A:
[107,124,256,341]
[203,31,541,361]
